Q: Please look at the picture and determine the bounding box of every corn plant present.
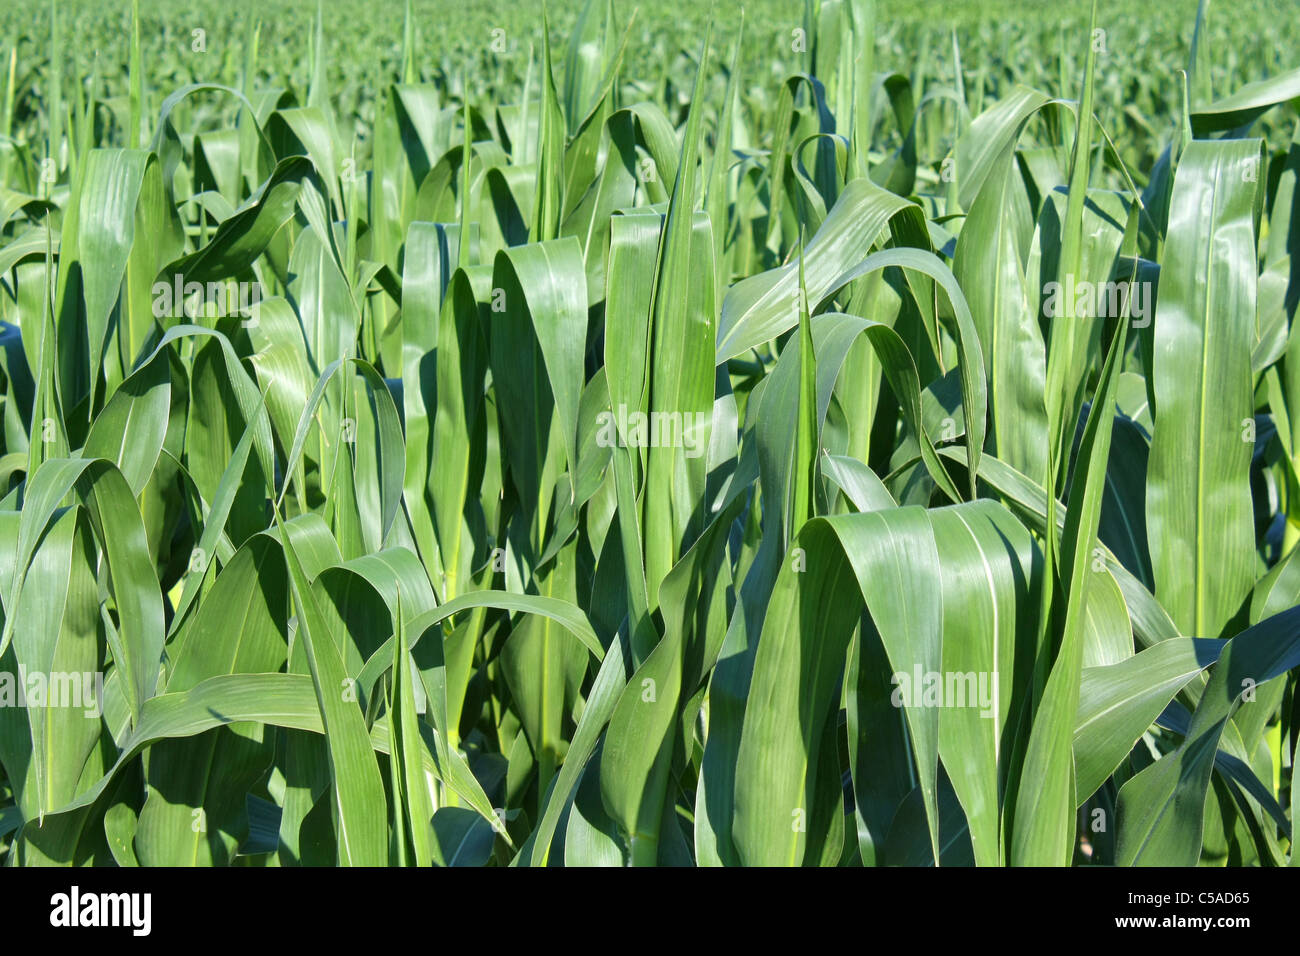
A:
[0,0,1299,867]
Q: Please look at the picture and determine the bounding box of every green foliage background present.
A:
[1,0,1299,866]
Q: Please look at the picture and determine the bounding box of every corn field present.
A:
[0,0,1299,869]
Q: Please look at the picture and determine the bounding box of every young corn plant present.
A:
[0,0,1299,866]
